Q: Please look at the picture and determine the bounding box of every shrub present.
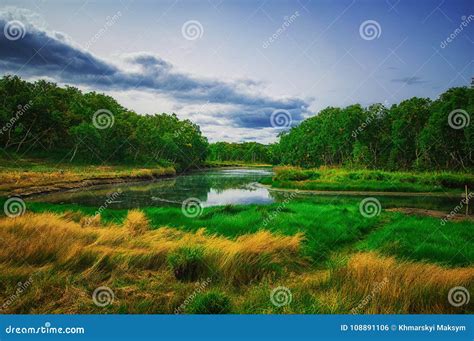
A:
[123,209,150,236]
[185,291,232,314]
[167,247,209,281]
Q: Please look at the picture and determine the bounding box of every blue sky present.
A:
[0,0,472,142]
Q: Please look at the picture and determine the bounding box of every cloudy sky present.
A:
[0,0,472,143]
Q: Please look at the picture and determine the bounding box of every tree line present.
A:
[207,142,278,164]
[0,76,208,169]
[1,76,472,171]
[278,87,473,171]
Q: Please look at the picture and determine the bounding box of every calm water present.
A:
[33,167,468,213]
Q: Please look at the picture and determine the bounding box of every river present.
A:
[33,167,467,213]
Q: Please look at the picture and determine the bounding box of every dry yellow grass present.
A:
[329,252,474,313]
[1,212,471,314]
[0,166,175,196]
[123,209,150,236]
[0,211,304,283]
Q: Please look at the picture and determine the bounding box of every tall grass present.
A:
[0,212,472,314]
[271,166,474,193]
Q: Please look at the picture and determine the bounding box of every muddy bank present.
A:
[1,173,175,198]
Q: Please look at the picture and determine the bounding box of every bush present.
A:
[123,209,150,236]
[167,247,209,281]
[185,291,232,314]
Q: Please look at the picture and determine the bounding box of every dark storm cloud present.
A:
[0,14,310,129]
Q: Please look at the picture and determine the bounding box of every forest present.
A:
[1,75,472,171]
[0,76,209,170]
[278,87,473,170]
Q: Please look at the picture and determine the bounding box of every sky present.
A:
[0,0,473,143]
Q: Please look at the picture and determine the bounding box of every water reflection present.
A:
[34,168,275,209]
[33,167,469,214]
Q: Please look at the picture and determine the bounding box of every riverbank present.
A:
[263,166,474,194]
[204,161,272,168]
[0,159,176,197]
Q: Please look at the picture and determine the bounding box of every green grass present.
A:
[21,200,381,262]
[269,166,473,193]
[13,199,473,266]
[357,214,474,267]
